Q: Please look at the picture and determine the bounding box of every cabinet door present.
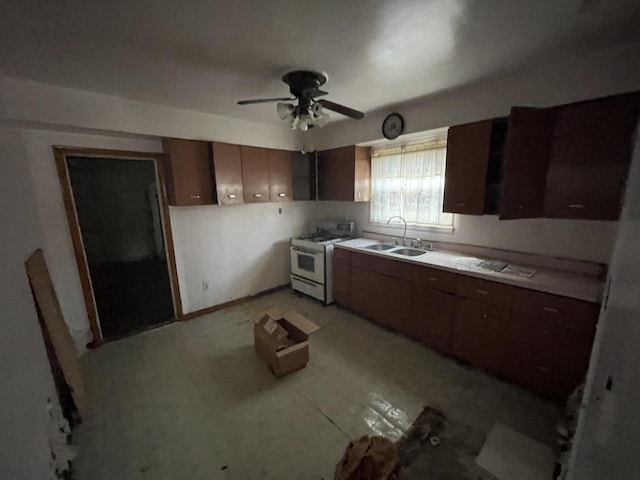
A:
[162,138,214,206]
[443,120,492,215]
[354,146,371,202]
[350,266,411,330]
[544,94,640,220]
[240,146,270,203]
[506,309,596,399]
[267,149,293,202]
[500,107,557,219]
[410,285,454,353]
[333,248,351,308]
[211,142,244,206]
[317,146,371,201]
[451,298,511,377]
[318,146,356,201]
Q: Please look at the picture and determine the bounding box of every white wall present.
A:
[309,202,616,263]
[22,129,163,348]
[306,42,640,150]
[170,202,314,313]
[0,75,301,150]
[568,126,640,479]
[0,126,58,479]
[19,128,317,342]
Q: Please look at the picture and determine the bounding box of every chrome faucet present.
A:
[386,216,407,246]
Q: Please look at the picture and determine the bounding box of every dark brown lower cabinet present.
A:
[409,285,454,354]
[333,249,351,308]
[337,247,600,400]
[450,298,512,377]
[350,266,411,331]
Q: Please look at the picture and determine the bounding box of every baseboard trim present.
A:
[178,283,291,321]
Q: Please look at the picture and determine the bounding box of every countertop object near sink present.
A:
[362,243,428,257]
[342,238,603,303]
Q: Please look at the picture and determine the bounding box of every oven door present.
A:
[290,247,325,284]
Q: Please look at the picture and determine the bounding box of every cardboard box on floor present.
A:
[251,307,319,377]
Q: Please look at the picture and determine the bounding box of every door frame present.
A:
[53,146,183,347]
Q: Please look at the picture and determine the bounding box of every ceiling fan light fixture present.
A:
[297,114,311,132]
[277,102,295,120]
[315,111,330,128]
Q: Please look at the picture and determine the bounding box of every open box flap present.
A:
[251,306,282,325]
[283,310,320,335]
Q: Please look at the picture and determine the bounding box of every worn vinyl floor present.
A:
[73,290,560,480]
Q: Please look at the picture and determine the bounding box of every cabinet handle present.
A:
[542,329,551,336]
[569,204,586,209]
[536,365,549,373]
[482,313,488,319]
[278,193,286,197]
[253,193,262,198]
[457,202,467,207]
[228,194,236,199]
[428,277,439,282]
[543,306,558,313]
[476,289,489,295]
[190,195,201,199]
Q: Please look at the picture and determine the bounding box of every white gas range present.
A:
[290,220,355,304]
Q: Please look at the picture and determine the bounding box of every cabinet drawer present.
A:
[456,276,514,308]
[402,263,457,293]
[512,289,599,333]
[350,251,373,270]
[350,251,403,278]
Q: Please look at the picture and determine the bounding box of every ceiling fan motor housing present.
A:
[282,70,327,101]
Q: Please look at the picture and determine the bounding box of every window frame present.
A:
[368,134,454,233]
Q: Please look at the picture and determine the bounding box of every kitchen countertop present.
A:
[336,238,603,303]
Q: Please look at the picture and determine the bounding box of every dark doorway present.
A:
[66,156,174,341]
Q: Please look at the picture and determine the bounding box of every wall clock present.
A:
[382,113,405,140]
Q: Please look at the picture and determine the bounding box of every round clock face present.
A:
[382,113,404,140]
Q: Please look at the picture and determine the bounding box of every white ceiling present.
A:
[1,0,639,125]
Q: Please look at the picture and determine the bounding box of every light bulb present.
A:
[316,112,330,127]
[290,115,300,129]
[277,102,294,120]
[311,102,323,116]
[298,115,310,131]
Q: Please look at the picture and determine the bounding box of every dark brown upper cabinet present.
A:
[443,118,508,215]
[162,138,215,206]
[543,93,640,220]
[500,92,640,221]
[317,145,371,202]
[211,142,244,206]
[292,152,318,201]
[267,149,293,202]
[240,146,270,203]
[499,107,557,219]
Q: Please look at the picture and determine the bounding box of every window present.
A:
[370,138,453,229]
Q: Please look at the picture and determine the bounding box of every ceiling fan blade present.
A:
[237,97,295,105]
[319,100,365,119]
[309,89,328,98]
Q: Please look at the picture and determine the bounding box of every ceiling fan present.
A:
[237,70,364,131]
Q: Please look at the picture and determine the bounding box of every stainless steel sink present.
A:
[392,248,427,257]
[362,244,397,251]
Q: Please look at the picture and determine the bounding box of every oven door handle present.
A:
[291,247,322,256]
[292,276,319,287]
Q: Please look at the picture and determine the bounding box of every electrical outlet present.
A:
[202,281,209,291]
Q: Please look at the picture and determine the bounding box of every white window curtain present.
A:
[370,138,453,227]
